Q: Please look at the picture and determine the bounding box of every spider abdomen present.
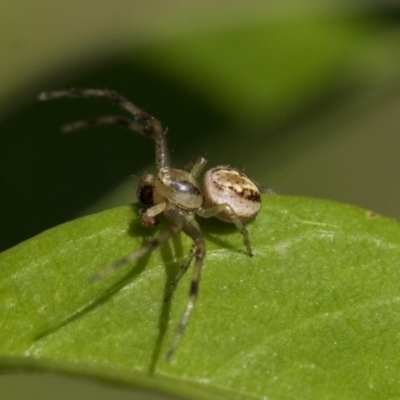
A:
[203,167,261,223]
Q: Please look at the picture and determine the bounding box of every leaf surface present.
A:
[1,196,400,399]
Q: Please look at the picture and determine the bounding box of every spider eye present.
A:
[138,183,154,205]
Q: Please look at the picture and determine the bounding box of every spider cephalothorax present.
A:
[39,88,263,359]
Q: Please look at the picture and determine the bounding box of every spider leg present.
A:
[61,115,147,136]
[89,224,181,283]
[38,88,170,169]
[164,244,195,302]
[197,204,253,256]
[182,157,207,178]
[39,88,151,123]
[165,218,205,360]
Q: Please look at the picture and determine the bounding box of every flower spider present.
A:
[39,88,263,359]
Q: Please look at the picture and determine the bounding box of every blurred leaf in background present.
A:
[1,1,400,253]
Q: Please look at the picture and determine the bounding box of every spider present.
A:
[39,88,263,359]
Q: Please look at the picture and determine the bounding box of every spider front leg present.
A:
[60,115,146,135]
[38,88,171,169]
[39,88,150,123]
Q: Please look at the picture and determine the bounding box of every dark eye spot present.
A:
[138,184,154,204]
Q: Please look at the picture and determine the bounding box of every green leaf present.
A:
[1,196,400,399]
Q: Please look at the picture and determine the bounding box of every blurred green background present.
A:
[1,0,400,399]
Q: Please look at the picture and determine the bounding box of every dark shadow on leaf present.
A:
[199,218,251,256]
[149,230,186,372]
[33,206,156,344]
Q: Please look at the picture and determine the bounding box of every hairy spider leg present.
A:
[60,115,142,133]
[38,88,170,170]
